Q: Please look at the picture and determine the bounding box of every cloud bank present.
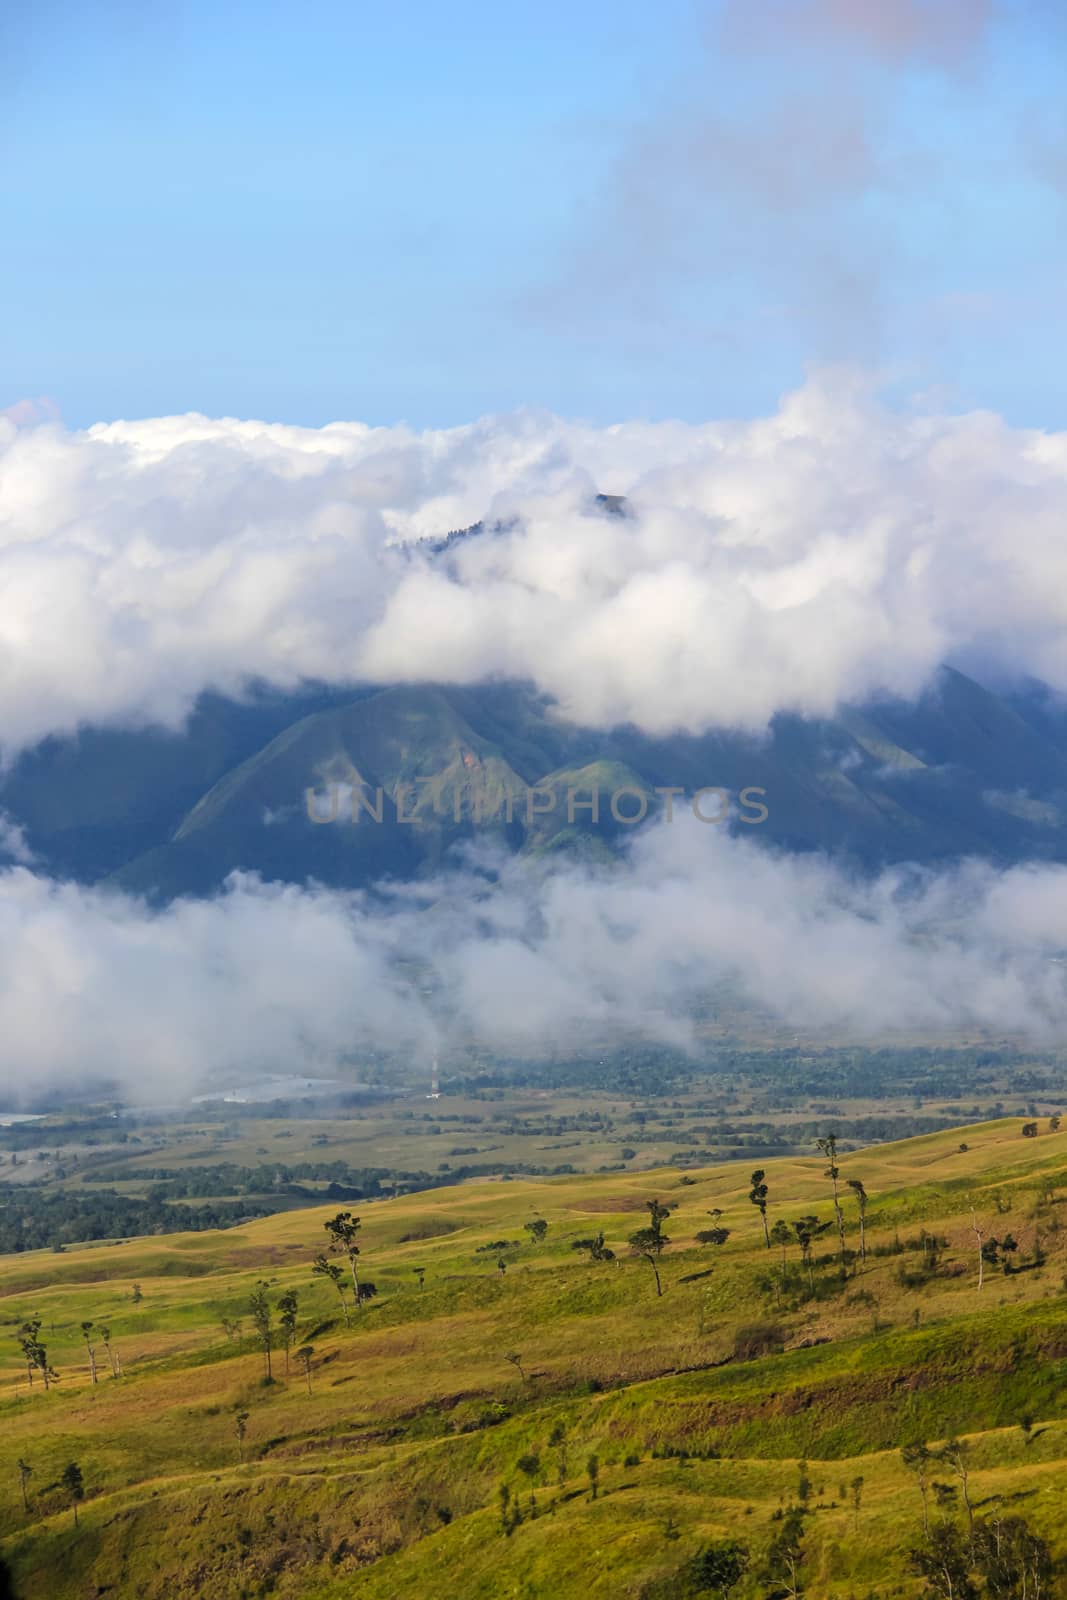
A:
[2,820,1067,1103]
[4,376,1067,752]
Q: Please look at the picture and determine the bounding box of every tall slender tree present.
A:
[324,1212,363,1310]
[748,1170,770,1248]
[816,1133,847,1268]
[971,1206,986,1292]
[846,1178,868,1263]
[80,1322,98,1386]
[16,1459,32,1515]
[249,1282,273,1381]
[98,1324,120,1378]
[312,1254,351,1326]
[901,1441,932,1535]
[629,1200,671,1297]
[297,1345,315,1396]
[277,1289,299,1377]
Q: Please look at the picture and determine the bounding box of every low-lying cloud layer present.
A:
[3,820,1067,1103]
[3,376,1067,752]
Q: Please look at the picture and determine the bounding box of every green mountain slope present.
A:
[6,667,1067,897]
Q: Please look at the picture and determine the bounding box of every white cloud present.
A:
[4,377,1067,752]
[2,822,1067,1103]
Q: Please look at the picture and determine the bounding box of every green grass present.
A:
[3,1116,1067,1597]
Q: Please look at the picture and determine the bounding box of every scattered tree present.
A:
[312,1253,351,1326]
[297,1345,315,1396]
[17,1318,56,1391]
[523,1219,549,1245]
[16,1459,32,1515]
[413,1265,426,1291]
[939,1438,974,1539]
[769,1217,792,1265]
[970,1207,986,1292]
[234,1410,249,1463]
[98,1324,120,1377]
[762,1505,806,1598]
[572,1231,615,1262]
[816,1132,847,1268]
[748,1169,770,1248]
[902,1441,933,1535]
[695,1226,731,1247]
[907,1519,977,1600]
[323,1211,363,1310]
[791,1215,829,1295]
[277,1289,299,1377]
[503,1351,527,1385]
[586,1453,599,1500]
[61,1462,84,1530]
[628,1200,671,1296]
[850,1474,864,1533]
[249,1282,273,1381]
[80,1321,98,1386]
[846,1177,868,1263]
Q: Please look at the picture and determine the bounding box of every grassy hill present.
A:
[2,1119,1067,1597]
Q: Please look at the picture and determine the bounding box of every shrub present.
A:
[732,1321,786,1361]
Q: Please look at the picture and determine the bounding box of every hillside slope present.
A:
[2,1118,1067,1597]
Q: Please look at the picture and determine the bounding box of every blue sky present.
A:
[2,0,1065,429]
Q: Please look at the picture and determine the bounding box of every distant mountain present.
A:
[5,666,1067,898]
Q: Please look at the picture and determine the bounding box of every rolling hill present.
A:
[1,1118,1066,1597]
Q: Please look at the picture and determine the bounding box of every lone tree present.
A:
[61,1462,84,1529]
[98,1324,120,1378]
[16,1459,32,1515]
[940,1437,975,1539]
[312,1254,351,1327]
[503,1351,527,1386]
[970,1206,986,1292]
[324,1211,363,1310]
[80,1322,98,1386]
[297,1345,315,1396]
[769,1218,792,1265]
[249,1282,274,1381]
[234,1410,249,1463]
[748,1169,770,1248]
[629,1199,671,1296]
[846,1178,868,1263]
[523,1219,549,1245]
[586,1454,600,1500]
[277,1289,299,1377]
[791,1215,829,1295]
[413,1265,427,1291]
[901,1441,933,1535]
[816,1133,847,1268]
[17,1318,57,1392]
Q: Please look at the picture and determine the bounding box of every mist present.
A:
[2,815,1066,1105]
